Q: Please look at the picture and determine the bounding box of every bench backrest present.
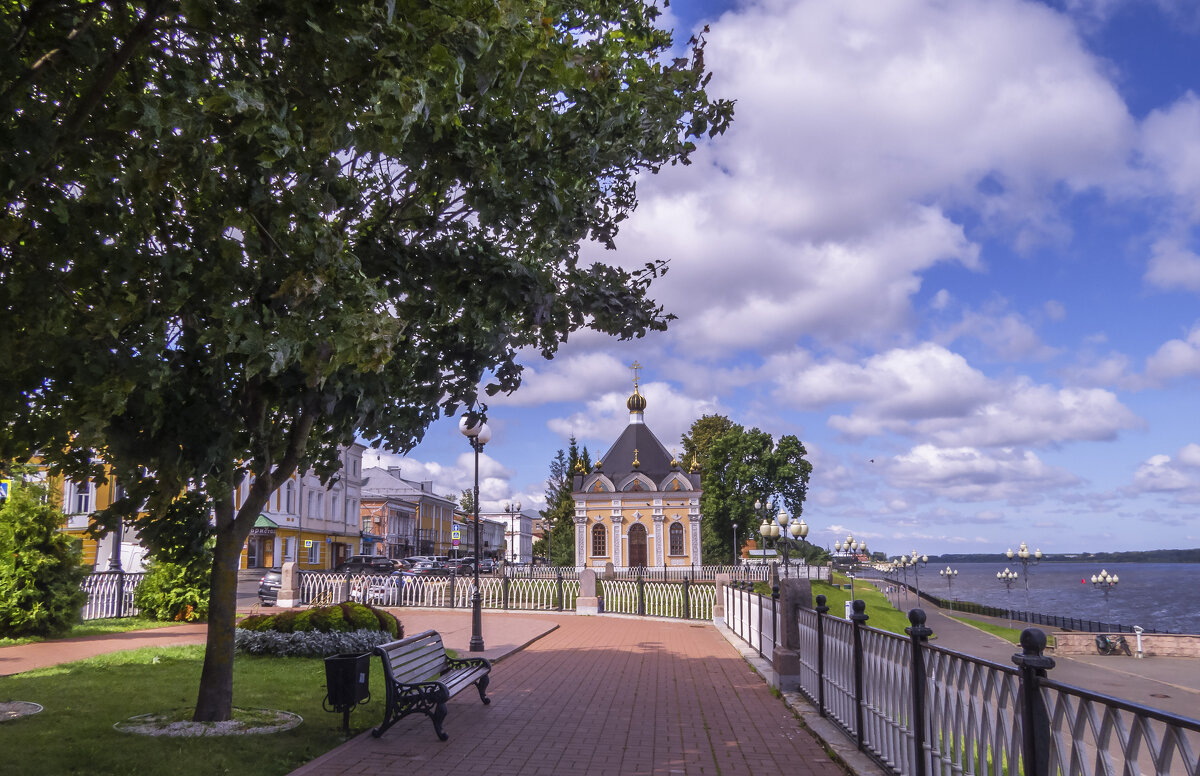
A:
[377,630,449,685]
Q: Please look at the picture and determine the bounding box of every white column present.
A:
[653,515,665,568]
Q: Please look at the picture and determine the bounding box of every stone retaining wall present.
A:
[1054,631,1200,658]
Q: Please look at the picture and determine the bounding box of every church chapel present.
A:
[571,364,703,569]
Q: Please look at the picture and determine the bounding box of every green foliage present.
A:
[540,437,590,565]
[134,554,212,622]
[236,602,398,637]
[0,478,88,638]
[691,421,813,565]
[1,0,731,719]
[680,414,738,472]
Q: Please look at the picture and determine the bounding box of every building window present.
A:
[285,481,295,513]
[307,541,321,565]
[669,522,685,555]
[66,481,93,514]
[283,537,296,562]
[591,523,607,556]
[331,493,339,524]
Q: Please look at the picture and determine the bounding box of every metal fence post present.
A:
[502,575,510,610]
[449,571,457,608]
[556,570,564,612]
[906,608,934,776]
[815,593,829,718]
[116,569,126,618]
[758,581,765,658]
[637,571,645,616]
[850,598,869,750]
[1013,628,1055,776]
[682,576,691,620]
[771,584,779,655]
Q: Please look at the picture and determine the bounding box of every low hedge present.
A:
[235,602,402,657]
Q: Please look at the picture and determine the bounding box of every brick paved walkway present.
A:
[291,616,846,776]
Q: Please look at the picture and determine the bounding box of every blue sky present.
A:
[367,0,1200,558]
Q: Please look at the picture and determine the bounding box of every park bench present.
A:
[372,629,491,741]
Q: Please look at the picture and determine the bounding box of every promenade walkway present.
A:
[293,614,848,776]
[881,586,1200,720]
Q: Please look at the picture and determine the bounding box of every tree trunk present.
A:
[191,516,252,721]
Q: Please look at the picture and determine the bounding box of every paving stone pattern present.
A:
[293,617,846,776]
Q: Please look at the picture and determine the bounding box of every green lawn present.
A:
[0,645,390,776]
[0,618,180,647]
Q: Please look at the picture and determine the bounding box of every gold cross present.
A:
[630,360,641,391]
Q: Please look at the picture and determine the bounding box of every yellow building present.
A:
[572,368,703,570]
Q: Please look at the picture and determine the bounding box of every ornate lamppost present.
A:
[759,504,808,578]
[939,565,958,599]
[1091,569,1118,619]
[908,550,928,603]
[503,501,522,565]
[996,567,1019,626]
[459,407,491,653]
[731,522,738,566]
[1005,541,1042,610]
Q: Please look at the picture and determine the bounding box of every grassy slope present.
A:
[0,618,180,648]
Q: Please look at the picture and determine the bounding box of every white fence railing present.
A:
[80,571,145,620]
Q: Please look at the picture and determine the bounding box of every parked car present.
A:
[335,555,398,574]
[257,568,281,606]
[478,558,496,573]
[350,571,405,605]
[404,561,449,577]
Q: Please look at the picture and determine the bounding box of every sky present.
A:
[365,0,1200,558]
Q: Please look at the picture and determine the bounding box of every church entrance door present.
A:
[627,523,648,568]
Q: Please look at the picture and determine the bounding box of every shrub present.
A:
[234,601,401,656]
[0,479,88,638]
[133,556,210,622]
[234,628,395,657]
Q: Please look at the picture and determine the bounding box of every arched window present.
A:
[591,523,607,556]
[285,481,295,513]
[669,522,685,556]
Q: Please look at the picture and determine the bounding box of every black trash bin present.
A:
[323,652,371,734]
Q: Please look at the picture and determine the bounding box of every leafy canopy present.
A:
[1,1,732,720]
[687,417,813,565]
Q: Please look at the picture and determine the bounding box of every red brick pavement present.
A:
[291,616,847,776]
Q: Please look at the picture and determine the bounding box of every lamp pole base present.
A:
[469,589,485,652]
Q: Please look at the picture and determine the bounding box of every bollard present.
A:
[682,576,691,620]
[906,608,934,776]
[1134,625,1144,659]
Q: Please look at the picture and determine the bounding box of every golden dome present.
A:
[627,390,647,412]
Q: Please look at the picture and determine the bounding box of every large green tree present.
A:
[680,413,738,472]
[694,423,813,565]
[1,1,731,720]
[540,436,588,566]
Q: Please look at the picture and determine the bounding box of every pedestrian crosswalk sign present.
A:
[0,480,9,503]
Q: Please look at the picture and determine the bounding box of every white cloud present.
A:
[773,343,1139,447]
[889,444,1079,502]
[1144,324,1200,382]
[488,352,631,407]
[546,381,725,457]
[586,0,1134,358]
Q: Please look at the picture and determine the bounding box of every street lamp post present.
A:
[997,567,1019,626]
[939,565,958,599]
[836,534,860,600]
[732,522,738,566]
[1005,541,1042,610]
[909,551,928,603]
[1091,569,1119,620]
[459,408,492,653]
[504,501,522,566]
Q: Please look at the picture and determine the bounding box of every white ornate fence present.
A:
[80,571,145,620]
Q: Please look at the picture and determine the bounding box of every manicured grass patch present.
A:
[0,644,391,776]
[811,578,914,636]
[0,618,180,647]
[950,615,1056,648]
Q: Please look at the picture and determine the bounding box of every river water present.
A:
[874,561,1200,634]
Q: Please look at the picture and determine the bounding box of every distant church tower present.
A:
[572,363,703,569]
